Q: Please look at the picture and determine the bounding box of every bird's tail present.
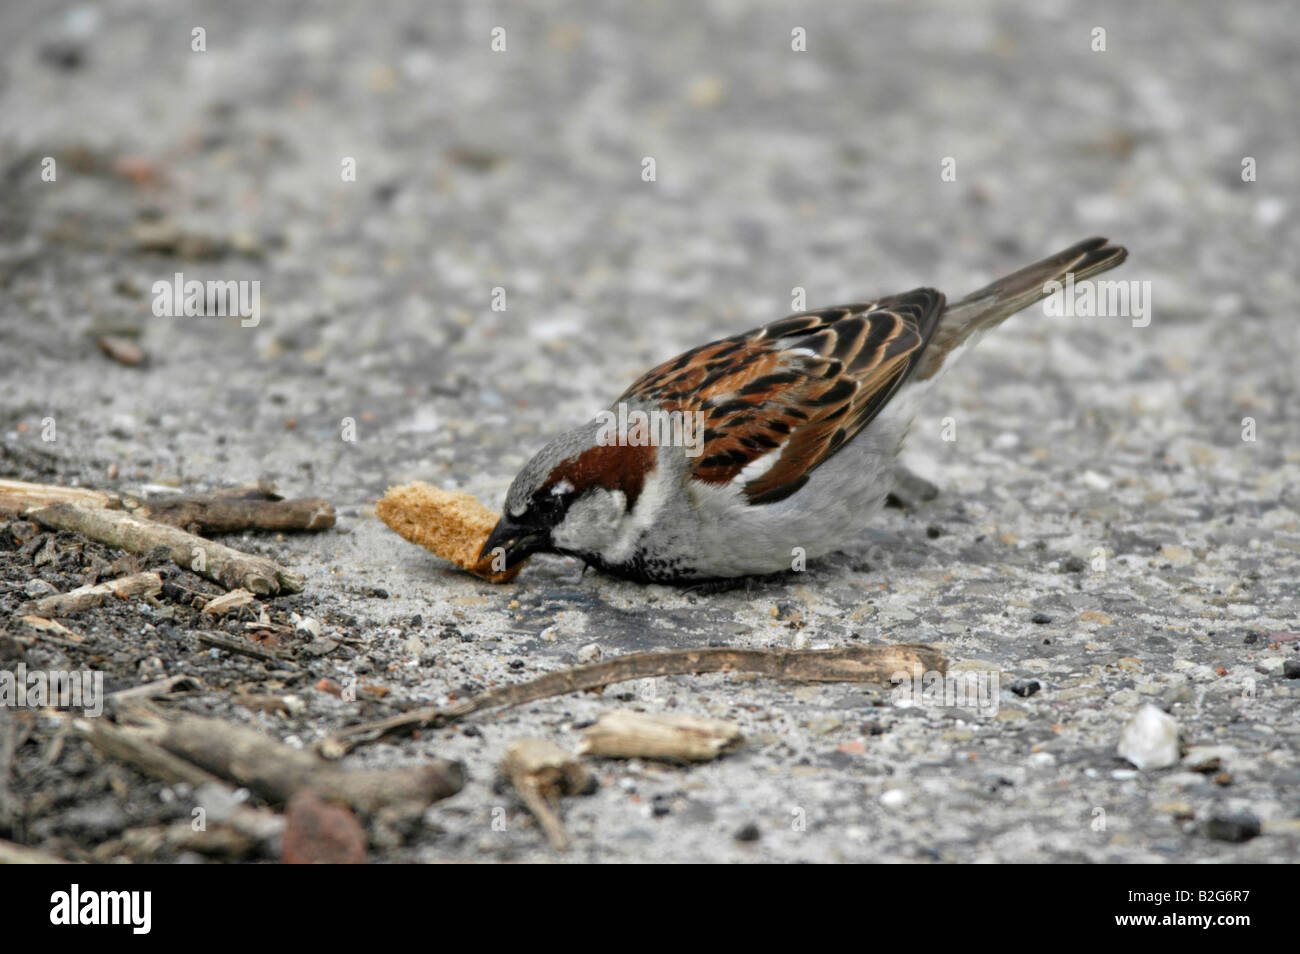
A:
[914,236,1128,380]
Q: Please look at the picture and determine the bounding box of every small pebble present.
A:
[1031,613,1053,625]
[1117,704,1180,770]
[1010,679,1041,698]
[1202,811,1260,843]
[23,579,58,598]
[734,822,761,842]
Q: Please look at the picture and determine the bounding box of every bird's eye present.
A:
[530,489,573,524]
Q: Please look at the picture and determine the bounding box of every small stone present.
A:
[880,789,908,808]
[282,789,367,863]
[577,643,602,664]
[1202,811,1260,843]
[1282,660,1300,679]
[1009,678,1041,698]
[926,524,942,539]
[23,579,58,598]
[1182,746,1232,773]
[294,615,322,637]
[734,822,760,842]
[1082,470,1111,491]
[1031,613,1053,625]
[1117,704,1180,770]
[1061,555,1088,573]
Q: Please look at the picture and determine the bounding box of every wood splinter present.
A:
[501,738,592,852]
[578,710,744,762]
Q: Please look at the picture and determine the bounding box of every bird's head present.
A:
[479,420,656,571]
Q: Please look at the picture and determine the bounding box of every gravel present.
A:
[0,0,1296,863]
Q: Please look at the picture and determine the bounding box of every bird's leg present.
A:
[886,465,940,510]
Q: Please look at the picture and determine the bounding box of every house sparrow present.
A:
[481,237,1127,583]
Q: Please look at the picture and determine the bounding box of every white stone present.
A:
[1118,704,1180,770]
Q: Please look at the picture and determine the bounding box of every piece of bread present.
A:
[376,482,523,583]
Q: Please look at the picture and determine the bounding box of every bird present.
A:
[480,237,1128,583]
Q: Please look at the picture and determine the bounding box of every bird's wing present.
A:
[619,288,945,504]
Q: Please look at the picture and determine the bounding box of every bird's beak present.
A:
[478,517,549,569]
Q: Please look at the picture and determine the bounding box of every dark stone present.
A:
[1202,811,1260,843]
[1010,679,1041,698]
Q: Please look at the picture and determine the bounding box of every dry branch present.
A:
[30,503,303,595]
[193,630,297,669]
[20,571,161,618]
[137,492,335,533]
[155,714,462,814]
[0,479,116,516]
[322,643,946,756]
[82,712,462,816]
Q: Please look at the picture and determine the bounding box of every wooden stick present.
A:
[20,572,162,618]
[322,643,946,756]
[0,478,117,516]
[194,630,297,669]
[81,712,463,815]
[79,718,228,790]
[30,503,304,595]
[136,493,335,533]
[153,714,463,814]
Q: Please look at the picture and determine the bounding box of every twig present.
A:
[194,630,297,670]
[106,674,203,706]
[20,571,162,618]
[80,712,463,815]
[79,717,227,789]
[159,714,462,813]
[0,479,116,516]
[136,490,335,533]
[322,643,946,756]
[30,503,303,594]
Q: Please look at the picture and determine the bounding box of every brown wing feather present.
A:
[620,290,945,505]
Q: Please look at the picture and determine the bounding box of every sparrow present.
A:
[481,237,1127,583]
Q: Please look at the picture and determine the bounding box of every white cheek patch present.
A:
[550,489,626,553]
[550,480,574,496]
